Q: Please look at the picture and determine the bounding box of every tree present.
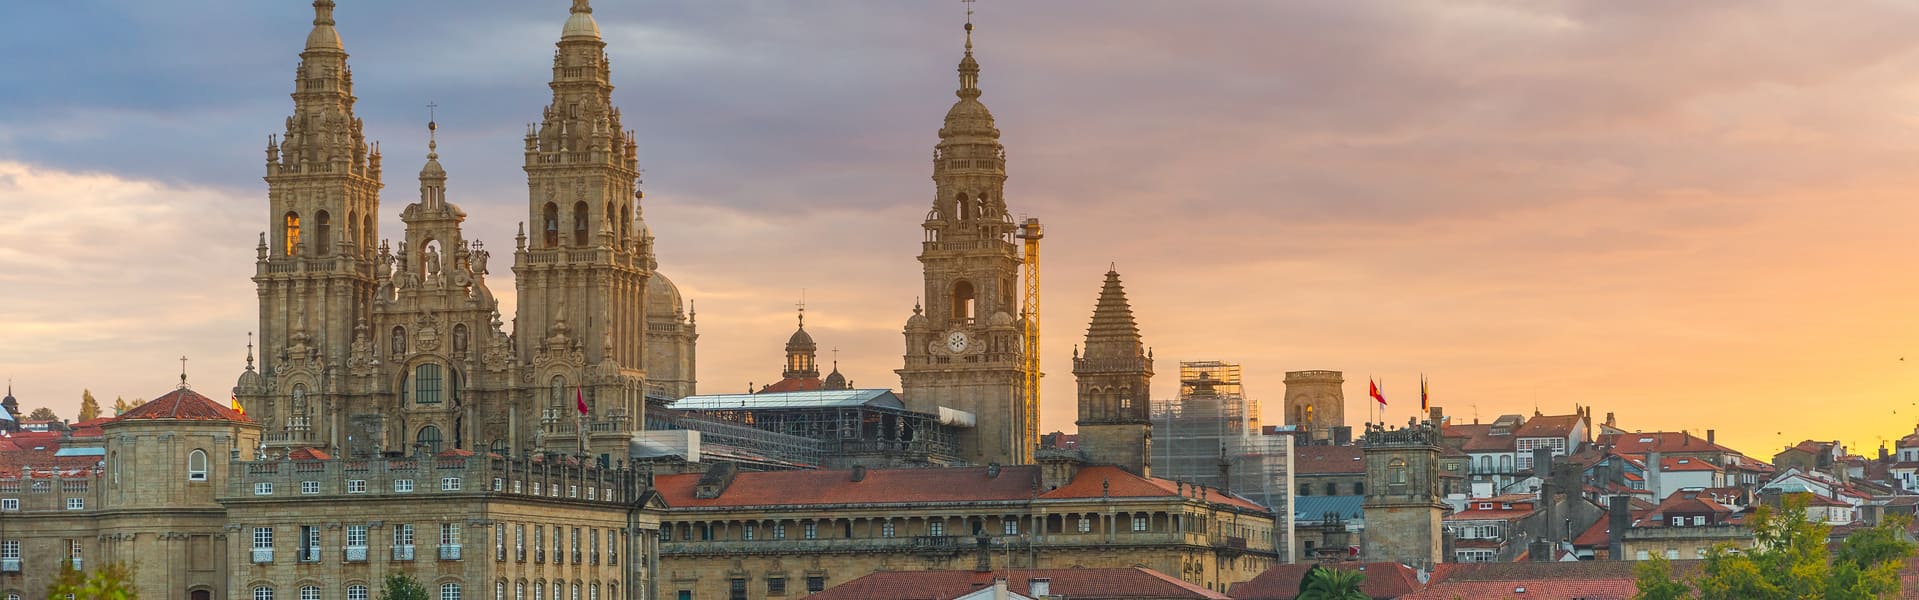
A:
[77,390,99,421]
[378,574,429,600]
[1298,565,1369,600]
[1632,493,1915,600]
[47,560,136,600]
[27,407,57,421]
[112,397,131,416]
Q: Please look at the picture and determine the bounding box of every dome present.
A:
[236,368,264,392]
[786,326,816,352]
[823,368,848,391]
[305,1,343,51]
[562,1,602,40]
[989,311,1017,327]
[647,272,684,318]
[907,312,930,330]
[940,99,999,139]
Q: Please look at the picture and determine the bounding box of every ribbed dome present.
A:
[941,99,999,140]
[823,368,848,391]
[562,0,601,40]
[305,0,343,51]
[647,272,684,318]
[786,326,816,352]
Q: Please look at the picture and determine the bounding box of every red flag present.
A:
[1370,379,1386,407]
[575,387,588,416]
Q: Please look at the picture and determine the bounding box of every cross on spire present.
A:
[179,355,190,389]
[797,289,807,328]
[963,0,976,50]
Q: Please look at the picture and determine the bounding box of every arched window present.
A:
[572,201,590,246]
[951,280,976,324]
[441,583,461,600]
[542,203,560,247]
[452,324,468,354]
[347,211,360,255]
[348,585,369,600]
[188,449,208,481]
[414,364,443,404]
[619,205,631,243]
[417,426,443,455]
[497,582,506,600]
[392,326,408,357]
[300,585,320,600]
[254,587,274,600]
[314,211,331,256]
[284,212,302,256]
[362,214,375,254]
[953,193,968,221]
[489,439,509,456]
[1499,455,1513,473]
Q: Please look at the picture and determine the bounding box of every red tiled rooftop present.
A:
[1039,465,1265,511]
[1403,560,1704,600]
[1660,456,1723,472]
[656,464,1266,511]
[1512,414,1583,439]
[808,567,1228,600]
[1294,444,1365,475]
[1599,431,1739,456]
[1446,423,1517,452]
[757,376,822,394]
[1229,562,1422,600]
[115,388,250,423]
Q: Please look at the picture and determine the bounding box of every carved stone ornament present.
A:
[414,319,442,352]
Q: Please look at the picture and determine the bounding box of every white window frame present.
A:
[0,499,16,512]
[301,481,320,494]
[65,497,84,510]
[188,449,209,481]
[254,587,274,600]
[1132,516,1148,532]
[880,522,895,538]
[394,479,415,493]
[347,479,367,494]
[255,482,273,495]
[300,586,320,600]
[443,477,462,491]
[348,586,369,600]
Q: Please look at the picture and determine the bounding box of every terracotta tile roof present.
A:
[1598,431,1738,456]
[1660,456,1723,473]
[1228,562,1423,600]
[657,465,1040,508]
[1572,514,1614,548]
[288,447,332,461]
[71,418,116,429]
[758,376,822,394]
[809,567,1228,600]
[1294,444,1365,475]
[1040,465,1267,511]
[1512,414,1583,439]
[1445,423,1516,452]
[115,388,250,423]
[1403,560,1704,600]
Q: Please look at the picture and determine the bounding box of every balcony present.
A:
[439,545,462,561]
[251,549,274,564]
[298,548,321,563]
[0,558,17,573]
[69,558,81,571]
[392,545,415,561]
[344,546,368,562]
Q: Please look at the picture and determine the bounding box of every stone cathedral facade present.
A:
[235,0,696,461]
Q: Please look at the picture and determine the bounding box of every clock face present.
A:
[946,330,970,353]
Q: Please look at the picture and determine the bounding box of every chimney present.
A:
[975,536,993,572]
[1608,495,1630,560]
[1429,406,1444,425]
[1706,429,1716,446]
[992,578,1009,600]
[1646,450,1662,500]
[1529,538,1554,562]
[1605,411,1616,428]
[1532,447,1553,481]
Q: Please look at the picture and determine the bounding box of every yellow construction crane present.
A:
[1017,217,1043,453]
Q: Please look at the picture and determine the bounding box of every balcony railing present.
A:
[69,558,81,571]
[0,558,18,573]
[439,545,462,561]
[392,545,415,561]
[344,546,368,562]
[251,549,274,564]
[299,547,321,563]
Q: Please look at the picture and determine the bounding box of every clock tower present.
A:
[898,16,1034,465]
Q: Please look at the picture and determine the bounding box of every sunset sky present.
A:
[7,1,1919,459]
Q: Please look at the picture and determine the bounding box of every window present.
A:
[302,481,320,494]
[417,425,443,454]
[516,525,526,561]
[555,528,566,563]
[1077,517,1091,533]
[498,583,507,600]
[806,577,825,593]
[589,585,599,600]
[803,523,817,540]
[1665,549,1679,560]
[881,522,895,538]
[347,479,367,494]
[441,584,461,600]
[1299,484,1311,496]
[395,479,415,493]
[536,526,545,562]
[773,524,785,540]
[255,482,273,496]
[590,530,599,563]
[767,577,785,596]
[188,449,209,481]
[568,485,578,498]
[442,523,463,560]
[299,526,321,562]
[443,477,462,491]
[254,527,274,549]
[300,586,320,600]
[607,528,618,564]
[284,212,301,255]
[1692,516,1706,526]
[572,202,590,246]
[1353,482,1365,495]
[743,524,755,541]
[65,497,83,510]
[394,524,416,561]
[255,587,275,600]
[515,584,524,600]
[0,499,15,511]
[1132,516,1148,532]
[728,578,747,600]
[1671,516,1684,527]
[1324,482,1337,496]
[1004,520,1019,535]
[497,524,507,561]
[570,584,579,600]
[542,203,560,246]
[415,365,443,405]
[929,521,944,537]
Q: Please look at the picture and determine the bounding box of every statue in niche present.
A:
[423,243,442,279]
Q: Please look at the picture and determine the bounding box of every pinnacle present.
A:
[1082,270,1143,355]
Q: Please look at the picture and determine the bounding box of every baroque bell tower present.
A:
[246,0,383,447]
[1073,270,1154,476]
[512,0,654,453]
[898,14,1034,465]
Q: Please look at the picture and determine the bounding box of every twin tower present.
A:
[237,0,1153,471]
[237,0,693,461]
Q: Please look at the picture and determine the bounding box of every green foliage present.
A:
[47,561,136,600]
[77,390,99,421]
[1631,494,1916,600]
[1298,565,1369,600]
[378,574,429,600]
[27,407,57,421]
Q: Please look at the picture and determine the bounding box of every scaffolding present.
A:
[1152,361,1288,504]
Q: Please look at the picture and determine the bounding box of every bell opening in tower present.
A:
[952,280,976,325]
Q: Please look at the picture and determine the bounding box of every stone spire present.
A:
[418,119,447,206]
[274,0,373,177]
[306,0,343,51]
[563,0,602,41]
[1082,269,1144,357]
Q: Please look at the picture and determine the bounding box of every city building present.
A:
[1359,420,1446,570]
[1072,270,1155,478]
[1281,371,1343,444]
[1620,490,1750,561]
[1229,562,1423,600]
[810,567,1231,600]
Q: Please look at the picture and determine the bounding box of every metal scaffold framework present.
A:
[1018,217,1043,455]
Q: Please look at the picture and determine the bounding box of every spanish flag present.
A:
[231,394,246,416]
[1420,375,1429,412]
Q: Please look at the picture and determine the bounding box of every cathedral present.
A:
[234,0,696,463]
